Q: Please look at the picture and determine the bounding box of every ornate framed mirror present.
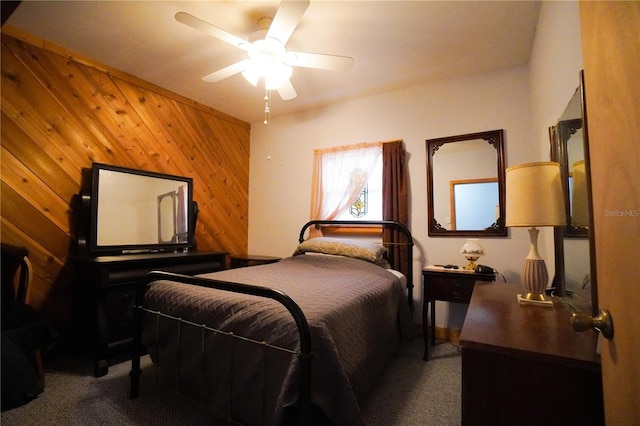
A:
[550,71,597,305]
[426,129,507,237]
[551,94,589,238]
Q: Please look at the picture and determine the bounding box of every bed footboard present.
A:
[129,271,313,423]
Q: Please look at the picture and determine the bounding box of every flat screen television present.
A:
[88,163,196,255]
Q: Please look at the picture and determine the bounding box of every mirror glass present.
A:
[95,169,189,246]
[550,73,596,309]
[90,163,195,255]
[427,129,507,237]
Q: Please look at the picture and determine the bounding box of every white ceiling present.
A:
[6,1,541,124]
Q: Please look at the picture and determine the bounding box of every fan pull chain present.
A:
[264,89,272,160]
[263,89,271,125]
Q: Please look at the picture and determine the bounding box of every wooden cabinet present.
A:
[460,282,603,425]
[422,267,495,360]
[74,251,226,376]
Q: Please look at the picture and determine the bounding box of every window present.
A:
[310,142,382,227]
[309,140,409,275]
[336,156,383,221]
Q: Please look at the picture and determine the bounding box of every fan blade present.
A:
[176,12,249,50]
[285,51,354,72]
[266,0,310,45]
[202,59,252,83]
[276,79,297,100]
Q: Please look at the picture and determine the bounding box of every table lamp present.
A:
[460,239,485,270]
[506,162,566,306]
[571,160,589,227]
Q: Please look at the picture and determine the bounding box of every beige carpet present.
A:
[1,339,461,425]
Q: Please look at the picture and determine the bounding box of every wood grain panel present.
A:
[1,112,80,201]
[1,26,250,345]
[580,2,640,423]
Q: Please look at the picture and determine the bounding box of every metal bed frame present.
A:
[129,220,413,424]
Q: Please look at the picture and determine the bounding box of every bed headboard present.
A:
[299,220,414,313]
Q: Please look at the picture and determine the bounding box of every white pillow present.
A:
[296,237,387,263]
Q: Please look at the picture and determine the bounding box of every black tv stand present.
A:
[74,250,226,377]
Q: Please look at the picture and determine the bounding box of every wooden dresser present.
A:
[460,282,603,426]
[74,251,226,377]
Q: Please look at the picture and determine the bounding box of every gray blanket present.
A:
[142,254,413,425]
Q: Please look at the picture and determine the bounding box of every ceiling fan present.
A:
[175,0,354,101]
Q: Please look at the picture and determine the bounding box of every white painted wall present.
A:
[528,0,587,293]
[247,1,583,329]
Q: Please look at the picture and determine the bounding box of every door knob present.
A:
[570,309,613,339]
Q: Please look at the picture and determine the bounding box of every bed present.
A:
[130,220,414,425]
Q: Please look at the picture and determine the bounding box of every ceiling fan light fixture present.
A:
[284,51,299,65]
[241,57,292,90]
[247,38,286,62]
[178,0,351,104]
[241,64,261,87]
[240,37,292,90]
[264,62,293,90]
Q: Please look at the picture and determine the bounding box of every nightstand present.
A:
[229,254,281,268]
[422,266,495,360]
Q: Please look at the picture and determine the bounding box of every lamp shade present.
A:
[460,238,485,270]
[571,160,589,227]
[506,162,566,227]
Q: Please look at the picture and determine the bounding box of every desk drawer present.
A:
[426,275,475,303]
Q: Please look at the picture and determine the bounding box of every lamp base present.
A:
[517,293,554,307]
[462,260,478,270]
[519,256,551,307]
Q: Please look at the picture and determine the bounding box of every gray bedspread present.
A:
[141,253,413,425]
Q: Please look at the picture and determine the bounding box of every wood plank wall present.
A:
[1,26,250,344]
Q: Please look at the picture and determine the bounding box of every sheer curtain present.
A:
[309,142,382,237]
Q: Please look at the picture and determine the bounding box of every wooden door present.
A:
[580,2,640,424]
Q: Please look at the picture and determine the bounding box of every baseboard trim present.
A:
[414,324,462,345]
[435,327,461,345]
